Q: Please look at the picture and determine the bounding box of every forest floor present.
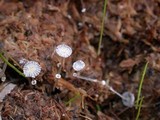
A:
[0,0,160,120]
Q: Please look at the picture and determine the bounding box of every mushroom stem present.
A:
[72,73,135,106]
[73,73,98,83]
[57,63,62,73]
[107,86,127,100]
[73,73,128,100]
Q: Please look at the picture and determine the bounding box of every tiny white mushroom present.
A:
[101,81,135,106]
[122,92,135,107]
[101,80,106,85]
[19,58,28,65]
[1,76,6,82]
[55,73,61,79]
[72,60,85,71]
[67,14,72,19]
[57,63,61,68]
[23,61,41,78]
[78,22,83,27]
[101,82,135,107]
[31,79,37,85]
[55,44,72,58]
[81,8,86,13]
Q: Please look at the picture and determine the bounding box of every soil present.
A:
[0,0,160,120]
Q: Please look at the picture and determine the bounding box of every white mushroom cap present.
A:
[55,44,72,58]
[81,8,86,13]
[19,58,28,65]
[101,80,106,85]
[23,61,41,78]
[72,60,85,71]
[31,79,37,85]
[1,76,6,82]
[55,73,61,79]
[122,92,135,107]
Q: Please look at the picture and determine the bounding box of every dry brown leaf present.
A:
[119,58,137,68]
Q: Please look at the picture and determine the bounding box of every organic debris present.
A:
[2,89,72,120]
[0,83,16,102]
[0,0,160,119]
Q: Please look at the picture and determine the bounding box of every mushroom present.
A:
[54,44,72,78]
[23,61,41,85]
[31,79,37,85]
[72,60,99,83]
[23,61,41,78]
[122,91,135,107]
[72,64,135,108]
[72,60,85,72]
[55,44,72,58]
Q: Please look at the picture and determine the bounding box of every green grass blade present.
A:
[65,93,80,106]
[96,104,101,111]
[97,0,107,55]
[135,62,148,109]
[136,97,144,120]
[0,52,25,77]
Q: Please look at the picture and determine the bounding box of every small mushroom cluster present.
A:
[54,44,135,107]
[71,57,135,108]
[20,43,135,107]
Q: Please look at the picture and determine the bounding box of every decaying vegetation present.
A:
[0,0,160,119]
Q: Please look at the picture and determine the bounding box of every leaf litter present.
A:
[0,0,160,119]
